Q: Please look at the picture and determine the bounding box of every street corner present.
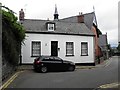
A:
[95,58,113,68]
[95,82,120,90]
[1,70,24,90]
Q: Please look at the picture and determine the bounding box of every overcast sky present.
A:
[1,0,119,47]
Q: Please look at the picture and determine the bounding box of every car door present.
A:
[53,57,63,71]
[49,57,56,71]
[42,57,53,71]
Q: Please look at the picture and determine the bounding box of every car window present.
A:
[42,57,50,61]
[54,57,62,61]
[49,57,54,60]
[40,56,45,60]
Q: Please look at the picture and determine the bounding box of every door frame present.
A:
[51,41,58,56]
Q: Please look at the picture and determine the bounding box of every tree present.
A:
[117,42,120,52]
[1,7,25,65]
[107,44,114,57]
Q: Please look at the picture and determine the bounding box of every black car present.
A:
[33,56,75,73]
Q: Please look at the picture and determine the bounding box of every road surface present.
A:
[6,56,119,89]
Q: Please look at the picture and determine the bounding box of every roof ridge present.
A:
[60,12,94,20]
[24,19,48,21]
[23,18,87,25]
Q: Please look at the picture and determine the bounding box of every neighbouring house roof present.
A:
[98,34,108,51]
[60,12,102,37]
[60,12,94,30]
[21,19,95,36]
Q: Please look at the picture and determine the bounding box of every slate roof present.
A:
[21,19,94,36]
[98,35,108,46]
[60,12,94,30]
[98,34,108,51]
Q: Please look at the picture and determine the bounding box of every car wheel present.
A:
[41,66,47,73]
[68,66,75,71]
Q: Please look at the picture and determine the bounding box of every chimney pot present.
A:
[79,12,83,15]
[19,9,25,21]
[78,14,84,23]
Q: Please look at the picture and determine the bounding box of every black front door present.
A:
[51,41,58,56]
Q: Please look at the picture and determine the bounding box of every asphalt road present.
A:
[6,56,119,89]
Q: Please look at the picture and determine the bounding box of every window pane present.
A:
[32,41,41,56]
[66,42,74,56]
[48,24,54,31]
[82,44,87,49]
[81,42,88,56]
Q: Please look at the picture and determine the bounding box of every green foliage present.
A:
[2,9,25,65]
[2,10,25,42]
[107,44,114,56]
[117,42,120,52]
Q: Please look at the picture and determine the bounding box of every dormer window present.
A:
[48,23,55,31]
[46,22,55,31]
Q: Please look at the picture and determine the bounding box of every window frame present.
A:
[47,23,55,31]
[66,42,74,56]
[81,42,88,56]
[31,41,41,57]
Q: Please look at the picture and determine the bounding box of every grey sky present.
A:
[1,0,119,47]
[118,1,120,42]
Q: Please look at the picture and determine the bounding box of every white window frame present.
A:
[48,23,54,31]
[81,42,88,56]
[31,41,41,57]
[66,42,74,56]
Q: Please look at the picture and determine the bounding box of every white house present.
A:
[20,6,95,65]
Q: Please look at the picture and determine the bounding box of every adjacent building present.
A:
[98,34,109,60]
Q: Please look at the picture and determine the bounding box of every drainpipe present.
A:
[19,42,22,65]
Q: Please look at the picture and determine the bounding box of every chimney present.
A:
[78,12,84,23]
[19,9,25,21]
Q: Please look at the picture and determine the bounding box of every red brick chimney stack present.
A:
[78,12,84,23]
[19,9,25,21]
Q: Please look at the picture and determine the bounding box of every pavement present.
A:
[93,83,120,90]
[98,82,120,88]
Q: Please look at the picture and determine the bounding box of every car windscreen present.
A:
[54,57,62,61]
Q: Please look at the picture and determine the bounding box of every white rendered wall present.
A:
[21,33,95,64]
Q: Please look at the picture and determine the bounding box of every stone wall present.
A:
[2,58,16,81]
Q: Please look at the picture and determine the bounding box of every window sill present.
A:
[31,56,39,57]
[81,55,88,56]
[66,55,74,57]
[48,30,54,32]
